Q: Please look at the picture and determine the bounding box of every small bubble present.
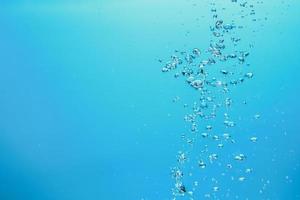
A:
[213,186,219,192]
[209,153,218,162]
[254,114,261,119]
[202,132,209,138]
[192,48,201,56]
[174,73,180,78]
[250,136,258,142]
[198,160,207,169]
[212,135,219,140]
[190,80,204,89]
[194,181,198,186]
[224,120,235,127]
[220,70,229,75]
[223,133,231,140]
[172,96,180,103]
[234,154,246,161]
[178,184,186,193]
[245,72,254,78]
[177,151,187,164]
[245,168,253,173]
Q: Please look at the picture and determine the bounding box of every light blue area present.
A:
[0,0,299,199]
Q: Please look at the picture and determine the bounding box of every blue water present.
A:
[0,0,299,199]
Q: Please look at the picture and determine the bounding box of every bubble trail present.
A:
[160,0,268,199]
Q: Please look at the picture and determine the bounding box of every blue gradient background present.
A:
[0,0,299,199]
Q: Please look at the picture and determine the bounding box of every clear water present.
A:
[0,0,299,200]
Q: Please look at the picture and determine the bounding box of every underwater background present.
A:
[0,0,299,199]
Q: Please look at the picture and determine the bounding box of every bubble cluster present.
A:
[159,0,267,199]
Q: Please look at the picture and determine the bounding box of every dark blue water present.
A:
[0,0,299,199]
